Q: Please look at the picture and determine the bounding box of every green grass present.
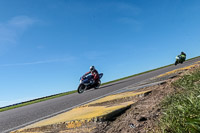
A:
[159,68,200,133]
[1,56,199,112]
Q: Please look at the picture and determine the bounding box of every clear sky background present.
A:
[0,0,200,107]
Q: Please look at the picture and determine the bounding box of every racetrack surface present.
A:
[1,57,200,133]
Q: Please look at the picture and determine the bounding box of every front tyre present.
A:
[77,84,85,94]
[175,60,178,65]
[94,80,101,89]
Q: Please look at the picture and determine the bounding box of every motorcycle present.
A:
[175,55,186,65]
[77,73,103,94]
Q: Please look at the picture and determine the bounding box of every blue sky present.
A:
[0,0,200,107]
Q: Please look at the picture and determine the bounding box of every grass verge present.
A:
[159,67,200,133]
[1,56,199,112]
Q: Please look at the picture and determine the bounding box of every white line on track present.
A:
[3,80,165,133]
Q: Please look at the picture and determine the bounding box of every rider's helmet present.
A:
[181,51,186,56]
[90,66,95,72]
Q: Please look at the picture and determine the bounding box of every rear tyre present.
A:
[77,84,85,94]
[180,60,184,64]
[94,80,101,89]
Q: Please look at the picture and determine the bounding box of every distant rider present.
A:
[179,51,186,61]
[83,66,99,85]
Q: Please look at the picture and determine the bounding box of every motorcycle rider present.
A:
[179,51,186,61]
[83,66,99,85]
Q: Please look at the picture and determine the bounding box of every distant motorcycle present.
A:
[175,55,186,65]
[77,73,103,94]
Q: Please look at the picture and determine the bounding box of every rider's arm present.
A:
[83,71,90,78]
[85,71,90,75]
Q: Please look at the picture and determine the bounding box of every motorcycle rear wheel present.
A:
[94,80,101,89]
[77,84,85,94]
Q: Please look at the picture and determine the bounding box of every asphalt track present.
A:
[1,57,200,133]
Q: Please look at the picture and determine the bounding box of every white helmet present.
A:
[90,66,95,71]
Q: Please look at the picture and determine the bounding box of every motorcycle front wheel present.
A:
[77,84,85,94]
[175,60,178,65]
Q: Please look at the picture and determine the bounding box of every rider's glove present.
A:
[81,75,85,80]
